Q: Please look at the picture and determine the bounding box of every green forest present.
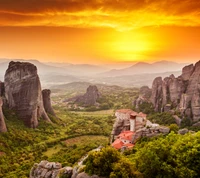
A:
[84,132,200,178]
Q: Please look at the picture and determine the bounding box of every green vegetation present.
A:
[134,102,155,115]
[85,132,200,178]
[85,147,137,178]
[51,83,139,111]
[147,112,177,126]
[0,108,114,178]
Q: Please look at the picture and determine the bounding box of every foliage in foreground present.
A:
[85,147,139,178]
[85,132,200,178]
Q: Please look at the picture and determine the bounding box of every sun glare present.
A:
[109,32,152,61]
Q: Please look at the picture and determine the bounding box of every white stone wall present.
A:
[130,119,136,132]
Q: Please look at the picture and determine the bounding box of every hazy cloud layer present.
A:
[0,0,200,30]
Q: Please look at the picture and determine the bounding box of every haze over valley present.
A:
[0,58,187,88]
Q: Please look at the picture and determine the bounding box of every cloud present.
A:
[0,0,200,30]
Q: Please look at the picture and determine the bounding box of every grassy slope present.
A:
[0,107,114,178]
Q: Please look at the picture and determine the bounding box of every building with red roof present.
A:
[111,109,147,150]
[111,139,124,150]
[112,130,135,150]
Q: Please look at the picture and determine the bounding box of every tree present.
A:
[85,147,121,177]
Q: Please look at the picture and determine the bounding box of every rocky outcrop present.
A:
[135,61,200,123]
[0,97,7,132]
[30,161,102,178]
[181,64,194,81]
[0,82,5,96]
[42,89,56,116]
[4,61,51,128]
[30,160,72,178]
[133,86,152,108]
[150,77,163,111]
[76,173,102,178]
[178,128,189,135]
[75,85,101,106]
[132,126,170,143]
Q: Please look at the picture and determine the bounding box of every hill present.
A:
[100,61,187,77]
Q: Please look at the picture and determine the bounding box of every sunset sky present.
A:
[0,0,200,64]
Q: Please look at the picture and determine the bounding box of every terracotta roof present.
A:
[118,131,134,141]
[112,139,124,150]
[112,139,135,150]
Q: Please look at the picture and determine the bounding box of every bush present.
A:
[85,147,121,177]
[169,124,179,133]
[148,112,176,126]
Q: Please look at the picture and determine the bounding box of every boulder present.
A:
[4,61,51,128]
[178,128,189,135]
[158,126,170,134]
[59,167,73,178]
[0,97,7,132]
[42,89,56,116]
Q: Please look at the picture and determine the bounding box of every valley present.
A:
[0,107,114,177]
[0,61,200,178]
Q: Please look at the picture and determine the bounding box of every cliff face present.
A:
[133,86,151,109]
[138,61,200,122]
[0,97,7,132]
[75,85,101,106]
[4,61,51,128]
[42,89,55,116]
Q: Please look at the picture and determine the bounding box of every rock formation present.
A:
[4,61,52,128]
[75,85,101,106]
[42,89,56,116]
[132,126,170,143]
[0,81,5,96]
[135,60,200,123]
[30,160,102,178]
[133,86,152,108]
[0,97,7,132]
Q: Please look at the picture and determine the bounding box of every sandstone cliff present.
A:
[42,89,56,116]
[4,61,52,128]
[0,97,7,132]
[135,60,200,122]
[133,86,151,109]
[75,85,101,106]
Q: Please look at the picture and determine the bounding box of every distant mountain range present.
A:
[100,61,188,77]
[0,58,190,88]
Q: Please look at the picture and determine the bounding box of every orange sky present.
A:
[0,0,200,64]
